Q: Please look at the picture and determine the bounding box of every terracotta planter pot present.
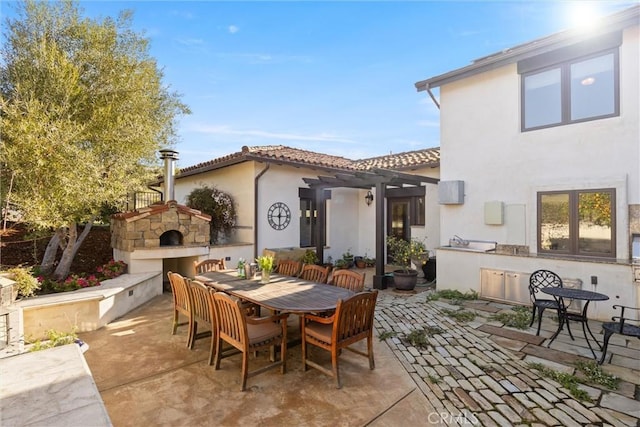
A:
[392,269,418,291]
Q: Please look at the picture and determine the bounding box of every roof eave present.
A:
[416,5,639,91]
[174,154,357,181]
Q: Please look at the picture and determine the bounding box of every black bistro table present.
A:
[541,287,609,359]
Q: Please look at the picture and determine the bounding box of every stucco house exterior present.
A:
[415,6,639,321]
[164,145,440,288]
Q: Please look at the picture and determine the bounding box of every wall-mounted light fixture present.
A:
[365,190,374,206]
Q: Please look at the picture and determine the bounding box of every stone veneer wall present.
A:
[111,202,211,252]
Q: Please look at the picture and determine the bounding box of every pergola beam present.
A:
[303,167,439,290]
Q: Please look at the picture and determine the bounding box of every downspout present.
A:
[254,164,271,259]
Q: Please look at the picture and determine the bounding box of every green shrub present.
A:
[441,308,476,322]
[490,306,532,329]
[528,362,591,401]
[5,266,40,298]
[575,360,619,390]
[426,289,478,302]
[28,329,78,352]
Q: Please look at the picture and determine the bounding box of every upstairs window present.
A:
[519,33,621,132]
[522,51,618,131]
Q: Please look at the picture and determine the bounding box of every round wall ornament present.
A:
[267,202,291,230]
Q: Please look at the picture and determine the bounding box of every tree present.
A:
[0,0,189,279]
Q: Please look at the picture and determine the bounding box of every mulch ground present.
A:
[0,222,113,276]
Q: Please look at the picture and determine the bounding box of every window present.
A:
[522,51,618,130]
[520,36,619,131]
[299,189,328,248]
[538,189,615,258]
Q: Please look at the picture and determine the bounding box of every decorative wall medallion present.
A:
[267,202,291,230]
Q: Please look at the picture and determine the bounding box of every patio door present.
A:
[387,198,411,261]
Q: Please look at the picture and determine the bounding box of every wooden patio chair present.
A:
[188,280,217,361]
[528,269,563,336]
[276,259,302,277]
[599,305,640,364]
[212,292,289,391]
[299,264,330,284]
[193,258,227,276]
[167,271,193,347]
[330,269,365,293]
[301,290,378,388]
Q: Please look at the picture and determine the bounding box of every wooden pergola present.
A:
[303,168,439,289]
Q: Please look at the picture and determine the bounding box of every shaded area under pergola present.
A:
[303,168,439,289]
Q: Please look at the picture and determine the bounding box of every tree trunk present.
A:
[40,229,65,275]
[52,219,94,280]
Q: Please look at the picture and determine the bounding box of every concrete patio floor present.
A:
[77,271,639,427]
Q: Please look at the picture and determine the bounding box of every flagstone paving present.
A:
[375,288,639,426]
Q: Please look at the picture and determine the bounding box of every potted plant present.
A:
[342,249,354,268]
[355,256,366,269]
[386,236,427,291]
[334,259,348,270]
[255,255,275,284]
[300,249,319,265]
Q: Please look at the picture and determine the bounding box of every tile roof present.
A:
[112,200,211,222]
[354,147,440,170]
[178,145,439,178]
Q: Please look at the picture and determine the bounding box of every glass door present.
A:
[387,198,411,261]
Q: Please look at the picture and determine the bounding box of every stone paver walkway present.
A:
[375,289,639,426]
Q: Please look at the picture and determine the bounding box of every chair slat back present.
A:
[277,260,302,277]
[194,259,226,275]
[334,291,378,344]
[529,269,563,300]
[330,270,365,292]
[190,280,213,325]
[168,271,191,312]
[299,264,330,283]
[213,292,247,351]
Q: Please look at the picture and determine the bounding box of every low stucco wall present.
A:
[17,272,161,340]
[263,247,308,265]
[435,248,638,322]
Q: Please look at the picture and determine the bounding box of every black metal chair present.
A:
[599,305,640,364]
[528,269,563,336]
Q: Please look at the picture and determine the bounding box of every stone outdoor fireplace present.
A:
[111,201,211,252]
[111,149,212,284]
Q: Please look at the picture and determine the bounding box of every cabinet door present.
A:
[505,272,530,305]
[481,269,505,300]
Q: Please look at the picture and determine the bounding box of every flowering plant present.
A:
[255,255,274,273]
[186,185,237,244]
[58,274,101,292]
[96,259,127,279]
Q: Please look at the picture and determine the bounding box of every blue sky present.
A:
[3,1,636,168]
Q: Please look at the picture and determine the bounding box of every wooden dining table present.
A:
[195,270,354,314]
